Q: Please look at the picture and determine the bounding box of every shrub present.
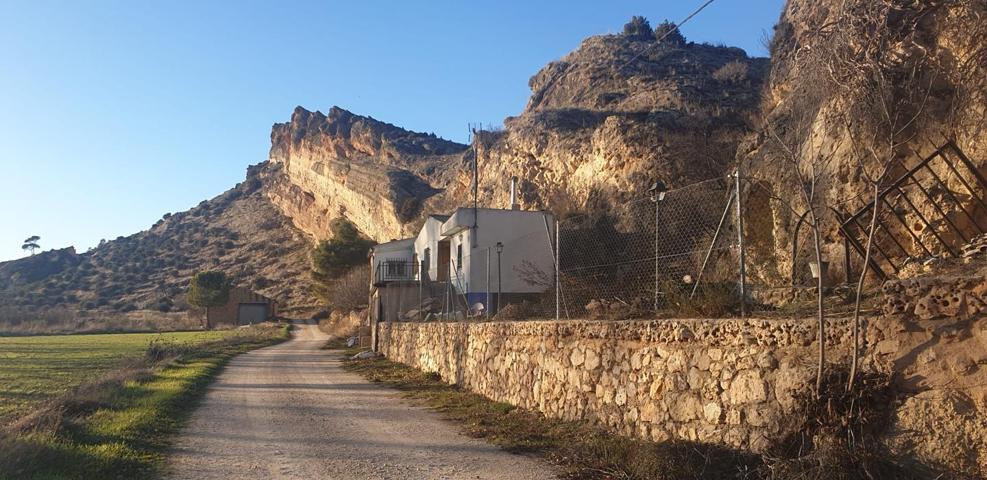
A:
[311,218,374,285]
[623,16,652,39]
[318,264,370,312]
[654,20,686,45]
[713,60,749,83]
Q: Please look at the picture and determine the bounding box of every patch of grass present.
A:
[342,355,762,480]
[0,330,233,423]
[0,324,289,479]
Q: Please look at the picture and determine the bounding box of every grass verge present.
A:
[340,348,761,480]
[0,324,290,480]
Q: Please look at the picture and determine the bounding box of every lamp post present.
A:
[649,181,667,313]
[495,241,504,315]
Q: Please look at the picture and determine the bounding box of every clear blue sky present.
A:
[0,0,784,262]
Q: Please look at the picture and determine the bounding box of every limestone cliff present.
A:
[265,106,469,242]
[742,0,987,283]
[264,34,768,241]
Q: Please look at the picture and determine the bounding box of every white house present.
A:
[369,238,417,326]
[369,207,556,323]
[414,207,556,314]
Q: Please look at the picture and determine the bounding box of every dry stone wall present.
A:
[378,318,848,451]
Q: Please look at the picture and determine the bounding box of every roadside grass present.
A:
[341,350,761,480]
[0,324,290,480]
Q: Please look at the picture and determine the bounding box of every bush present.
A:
[318,264,369,312]
[713,60,749,83]
[654,20,686,45]
[311,218,374,286]
[623,16,652,39]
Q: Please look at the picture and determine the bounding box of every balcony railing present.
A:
[374,261,419,284]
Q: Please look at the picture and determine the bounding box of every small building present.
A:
[369,207,556,324]
[369,238,419,324]
[432,208,555,311]
[200,287,277,328]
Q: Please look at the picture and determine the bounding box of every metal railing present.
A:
[838,141,987,279]
[373,261,419,284]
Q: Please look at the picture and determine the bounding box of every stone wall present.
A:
[378,318,849,451]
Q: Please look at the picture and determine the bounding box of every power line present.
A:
[616,0,717,73]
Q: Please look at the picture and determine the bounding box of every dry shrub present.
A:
[320,264,369,313]
[0,308,200,336]
[318,309,365,339]
[660,281,741,317]
[713,60,749,83]
[759,368,941,479]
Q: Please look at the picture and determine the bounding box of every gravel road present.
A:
[167,322,556,480]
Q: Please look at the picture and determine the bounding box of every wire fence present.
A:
[551,177,741,319]
[376,175,747,322]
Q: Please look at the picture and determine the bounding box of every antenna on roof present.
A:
[470,123,479,248]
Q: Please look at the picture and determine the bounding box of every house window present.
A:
[457,244,463,270]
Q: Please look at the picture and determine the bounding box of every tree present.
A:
[21,236,40,255]
[819,1,941,392]
[311,218,374,302]
[623,16,652,40]
[654,20,686,45]
[187,270,231,328]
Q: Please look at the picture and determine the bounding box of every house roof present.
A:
[372,238,415,253]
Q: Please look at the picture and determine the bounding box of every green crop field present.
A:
[0,331,231,424]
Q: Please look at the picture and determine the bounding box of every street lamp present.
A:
[495,242,504,314]
[649,181,667,313]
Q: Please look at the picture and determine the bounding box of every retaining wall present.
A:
[378,318,849,451]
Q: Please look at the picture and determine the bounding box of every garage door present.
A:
[237,303,268,325]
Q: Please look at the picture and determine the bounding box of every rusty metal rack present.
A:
[839,141,987,280]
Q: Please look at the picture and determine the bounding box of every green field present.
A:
[0,331,231,424]
[0,326,289,479]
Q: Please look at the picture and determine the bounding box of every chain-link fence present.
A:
[552,177,742,320]
[375,176,747,322]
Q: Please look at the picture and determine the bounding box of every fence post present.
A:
[418,260,423,320]
[555,219,560,321]
[735,170,748,317]
[486,247,491,320]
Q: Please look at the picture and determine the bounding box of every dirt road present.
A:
[167,322,556,479]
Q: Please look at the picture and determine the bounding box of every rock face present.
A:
[263,35,768,241]
[741,0,987,283]
[265,106,469,241]
[0,164,316,314]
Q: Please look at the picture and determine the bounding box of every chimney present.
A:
[509,176,519,210]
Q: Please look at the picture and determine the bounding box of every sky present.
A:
[0,0,784,262]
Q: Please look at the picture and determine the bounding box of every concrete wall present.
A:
[378,318,849,452]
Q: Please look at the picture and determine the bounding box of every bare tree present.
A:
[820,0,942,391]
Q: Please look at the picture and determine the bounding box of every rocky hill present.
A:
[0,164,316,315]
[263,32,768,242]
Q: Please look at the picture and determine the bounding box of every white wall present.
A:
[464,210,555,295]
[413,217,445,280]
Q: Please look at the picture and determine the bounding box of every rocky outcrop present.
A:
[265,106,469,241]
[742,0,987,283]
[263,34,768,241]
